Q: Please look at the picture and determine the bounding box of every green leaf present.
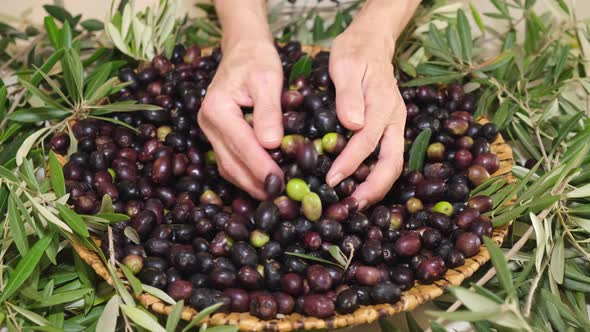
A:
[402,73,464,87]
[16,127,49,166]
[551,111,583,153]
[327,245,347,267]
[8,107,70,123]
[405,313,423,332]
[193,18,221,38]
[204,327,239,332]
[92,213,130,223]
[289,55,313,84]
[18,78,63,110]
[7,303,50,327]
[326,11,345,38]
[408,128,432,172]
[550,236,565,284]
[312,14,325,42]
[43,5,76,26]
[119,264,143,296]
[378,318,400,332]
[81,19,104,31]
[62,48,84,104]
[142,285,176,305]
[88,101,161,112]
[44,16,61,48]
[446,25,462,62]
[120,305,166,332]
[181,303,223,332]
[56,203,90,238]
[49,151,66,198]
[99,194,115,214]
[61,21,72,48]
[33,288,92,307]
[7,196,29,256]
[428,310,499,321]
[166,300,184,332]
[25,191,73,233]
[469,3,486,35]
[284,252,341,268]
[483,237,515,298]
[457,9,473,62]
[450,286,502,313]
[0,234,53,304]
[97,295,120,332]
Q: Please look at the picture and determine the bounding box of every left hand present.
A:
[326,26,407,210]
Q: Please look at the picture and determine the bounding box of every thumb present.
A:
[250,70,284,149]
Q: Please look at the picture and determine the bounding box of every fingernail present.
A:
[327,173,344,187]
[349,112,364,127]
[357,199,368,211]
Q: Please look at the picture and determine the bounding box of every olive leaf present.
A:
[408,128,432,172]
[289,55,313,84]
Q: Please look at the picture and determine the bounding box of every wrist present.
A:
[215,0,273,52]
[351,0,421,40]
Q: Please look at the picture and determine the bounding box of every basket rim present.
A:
[69,45,515,332]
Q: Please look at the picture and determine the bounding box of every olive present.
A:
[254,201,279,231]
[208,267,237,289]
[316,184,340,205]
[250,294,277,320]
[394,232,421,257]
[263,260,283,291]
[138,267,167,289]
[415,180,446,202]
[355,266,382,286]
[416,256,447,284]
[260,241,282,261]
[467,165,491,186]
[370,282,401,304]
[335,177,357,197]
[50,133,70,153]
[296,142,318,172]
[303,294,335,319]
[286,178,310,201]
[468,195,493,213]
[273,196,299,220]
[123,255,144,274]
[316,219,343,242]
[210,231,233,257]
[370,205,392,230]
[280,273,304,296]
[301,192,322,221]
[230,242,258,267]
[390,266,415,291]
[221,288,249,313]
[455,232,482,257]
[427,142,445,162]
[74,192,98,214]
[303,231,322,250]
[481,123,499,141]
[422,228,442,249]
[167,280,192,301]
[470,216,493,239]
[473,153,500,174]
[237,265,264,290]
[360,240,383,265]
[272,221,296,245]
[336,288,359,314]
[427,212,452,233]
[306,265,333,292]
[346,212,370,234]
[454,149,473,170]
[263,173,283,199]
[274,292,295,314]
[132,210,157,239]
[446,249,465,268]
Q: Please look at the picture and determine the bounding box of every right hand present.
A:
[198,40,284,200]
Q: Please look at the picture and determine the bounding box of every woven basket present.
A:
[70,45,515,331]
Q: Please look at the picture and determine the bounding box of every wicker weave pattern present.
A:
[70,46,515,331]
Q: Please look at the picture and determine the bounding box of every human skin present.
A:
[199,0,421,208]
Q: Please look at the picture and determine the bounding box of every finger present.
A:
[326,85,391,187]
[249,69,284,149]
[202,117,268,199]
[224,112,284,185]
[330,58,366,130]
[352,121,405,210]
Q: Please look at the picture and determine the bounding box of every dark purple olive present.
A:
[131,210,156,239]
[250,294,277,320]
[481,123,499,142]
[394,232,421,257]
[230,241,258,267]
[208,267,236,289]
[455,232,482,257]
[454,149,473,170]
[470,216,493,239]
[281,90,304,112]
[446,249,465,267]
[336,288,359,314]
[50,133,70,153]
[306,265,333,292]
[370,282,401,304]
[167,280,192,301]
[355,266,382,286]
[468,195,493,213]
[467,165,491,186]
[138,267,167,289]
[416,256,447,284]
[390,266,415,291]
[264,173,283,199]
[415,180,446,202]
[303,294,335,319]
[274,292,295,314]
[280,273,303,296]
[473,153,500,174]
[224,288,250,313]
[237,265,264,290]
[456,207,480,229]
[254,201,279,231]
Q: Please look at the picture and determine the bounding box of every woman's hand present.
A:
[327,20,409,210]
[198,40,284,200]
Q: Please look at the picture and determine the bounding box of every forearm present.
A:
[350,0,421,44]
[214,0,273,51]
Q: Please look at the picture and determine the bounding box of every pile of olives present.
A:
[49,41,501,320]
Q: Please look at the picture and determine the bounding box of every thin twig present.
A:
[523,257,549,316]
[0,88,26,130]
